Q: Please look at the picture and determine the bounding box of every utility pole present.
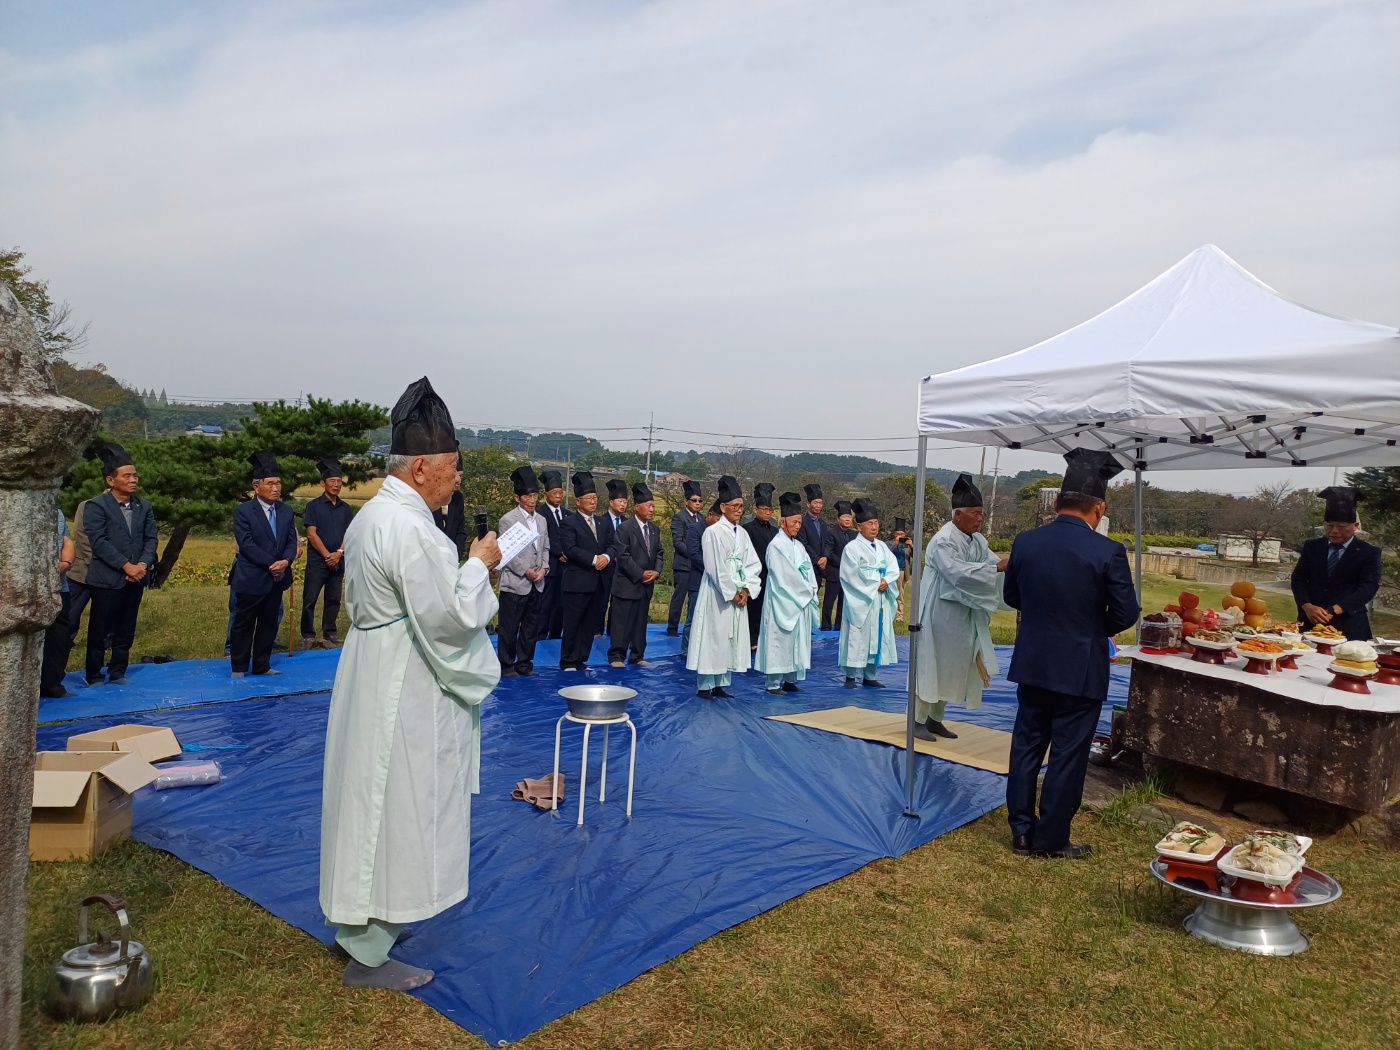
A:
[644,413,655,480]
[566,445,573,509]
[978,446,987,487]
[986,446,1002,536]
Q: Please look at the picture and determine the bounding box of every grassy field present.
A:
[23,788,1400,1049]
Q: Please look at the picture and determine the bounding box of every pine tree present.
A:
[159,388,168,406]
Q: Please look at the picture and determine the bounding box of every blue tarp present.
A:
[39,625,684,725]
[37,639,1127,1044]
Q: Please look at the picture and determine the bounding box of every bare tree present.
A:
[1222,482,1309,566]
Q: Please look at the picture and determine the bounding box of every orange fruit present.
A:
[1222,595,1246,610]
[1164,604,1183,614]
[1178,592,1200,610]
[1181,622,1199,636]
[1244,597,1268,616]
[1244,613,1267,628]
[1230,581,1257,599]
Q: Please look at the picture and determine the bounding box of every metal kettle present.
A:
[48,895,154,1022]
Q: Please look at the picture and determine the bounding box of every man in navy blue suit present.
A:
[1003,448,1140,859]
[1290,486,1382,641]
[229,449,300,677]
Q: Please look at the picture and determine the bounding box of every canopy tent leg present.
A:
[1134,462,1144,642]
[903,435,929,819]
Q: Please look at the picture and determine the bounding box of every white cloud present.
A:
[2,0,1396,492]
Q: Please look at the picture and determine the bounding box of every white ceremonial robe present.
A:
[755,532,818,678]
[913,521,1006,720]
[838,536,900,670]
[686,521,763,676]
[320,474,501,926]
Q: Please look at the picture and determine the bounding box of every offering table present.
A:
[1120,647,1400,811]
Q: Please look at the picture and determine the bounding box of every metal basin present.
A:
[558,685,636,721]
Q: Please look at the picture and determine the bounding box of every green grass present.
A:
[23,801,1400,1049]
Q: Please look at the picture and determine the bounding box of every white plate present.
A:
[1327,662,1377,679]
[1245,832,1312,857]
[1303,633,1345,646]
[1218,845,1304,887]
[1235,647,1288,662]
[1188,636,1236,651]
[1156,842,1228,865]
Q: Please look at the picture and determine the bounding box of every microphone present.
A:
[474,505,489,540]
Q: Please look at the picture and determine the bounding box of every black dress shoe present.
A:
[696,689,714,699]
[861,678,884,688]
[1033,842,1093,860]
[107,675,129,685]
[712,687,733,698]
[500,667,519,678]
[781,681,801,692]
[927,719,958,739]
[843,677,857,688]
[666,628,679,636]
[1011,834,1032,856]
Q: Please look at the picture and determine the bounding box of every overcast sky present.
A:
[4,0,1397,492]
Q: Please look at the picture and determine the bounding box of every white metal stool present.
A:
[552,712,636,825]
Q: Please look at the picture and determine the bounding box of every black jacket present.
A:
[230,498,300,596]
[822,526,857,583]
[612,518,664,600]
[83,491,159,590]
[743,517,780,586]
[796,513,828,576]
[560,511,615,594]
[433,491,468,559]
[1291,535,1382,640]
[1004,515,1140,701]
[670,507,703,574]
[540,500,567,570]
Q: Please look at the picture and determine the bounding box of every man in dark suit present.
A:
[681,499,720,657]
[599,479,629,633]
[559,471,614,670]
[1003,448,1140,860]
[609,482,664,667]
[821,500,857,631]
[667,480,704,635]
[229,450,300,677]
[743,482,780,650]
[432,487,468,560]
[301,457,354,647]
[82,443,158,686]
[536,469,568,640]
[796,483,828,606]
[1291,486,1382,641]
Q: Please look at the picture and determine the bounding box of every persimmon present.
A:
[1230,581,1257,599]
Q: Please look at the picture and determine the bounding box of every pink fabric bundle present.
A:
[513,773,565,810]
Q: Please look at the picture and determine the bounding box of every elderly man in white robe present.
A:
[756,491,819,693]
[320,377,502,991]
[687,474,762,699]
[912,474,1009,741]
[838,498,901,688]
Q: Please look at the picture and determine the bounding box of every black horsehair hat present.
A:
[1060,448,1125,500]
[951,473,983,509]
[606,478,629,501]
[852,497,878,523]
[248,449,280,480]
[632,482,654,503]
[97,442,133,477]
[540,469,564,491]
[779,491,804,517]
[753,482,775,508]
[1319,486,1363,523]
[390,376,458,456]
[717,476,743,503]
[682,479,703,499]
[835,499,854,516]
[803,483,823,501]
[511,465,540,495]
[316,457,343,480]
[571,470,596,497]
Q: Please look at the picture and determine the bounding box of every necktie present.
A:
[641,524,650,554]
[585,514,597,540]
[1327,543,1344,575]
[268,504,276,535]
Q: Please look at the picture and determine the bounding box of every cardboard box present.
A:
[31,751,161,862]
[66,724,181,763]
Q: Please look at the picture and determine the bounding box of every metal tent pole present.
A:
[903,435,928,819]
[1134,460,1144,641]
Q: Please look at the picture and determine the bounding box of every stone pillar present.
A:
[0,284,99,1048]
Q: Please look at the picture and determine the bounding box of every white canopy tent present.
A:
[900,245,1400,816]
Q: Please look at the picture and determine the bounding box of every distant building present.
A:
[185,424,224,438]
[1216,534,1282,564]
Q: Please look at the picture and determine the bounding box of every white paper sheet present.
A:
[495,521,538,568]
